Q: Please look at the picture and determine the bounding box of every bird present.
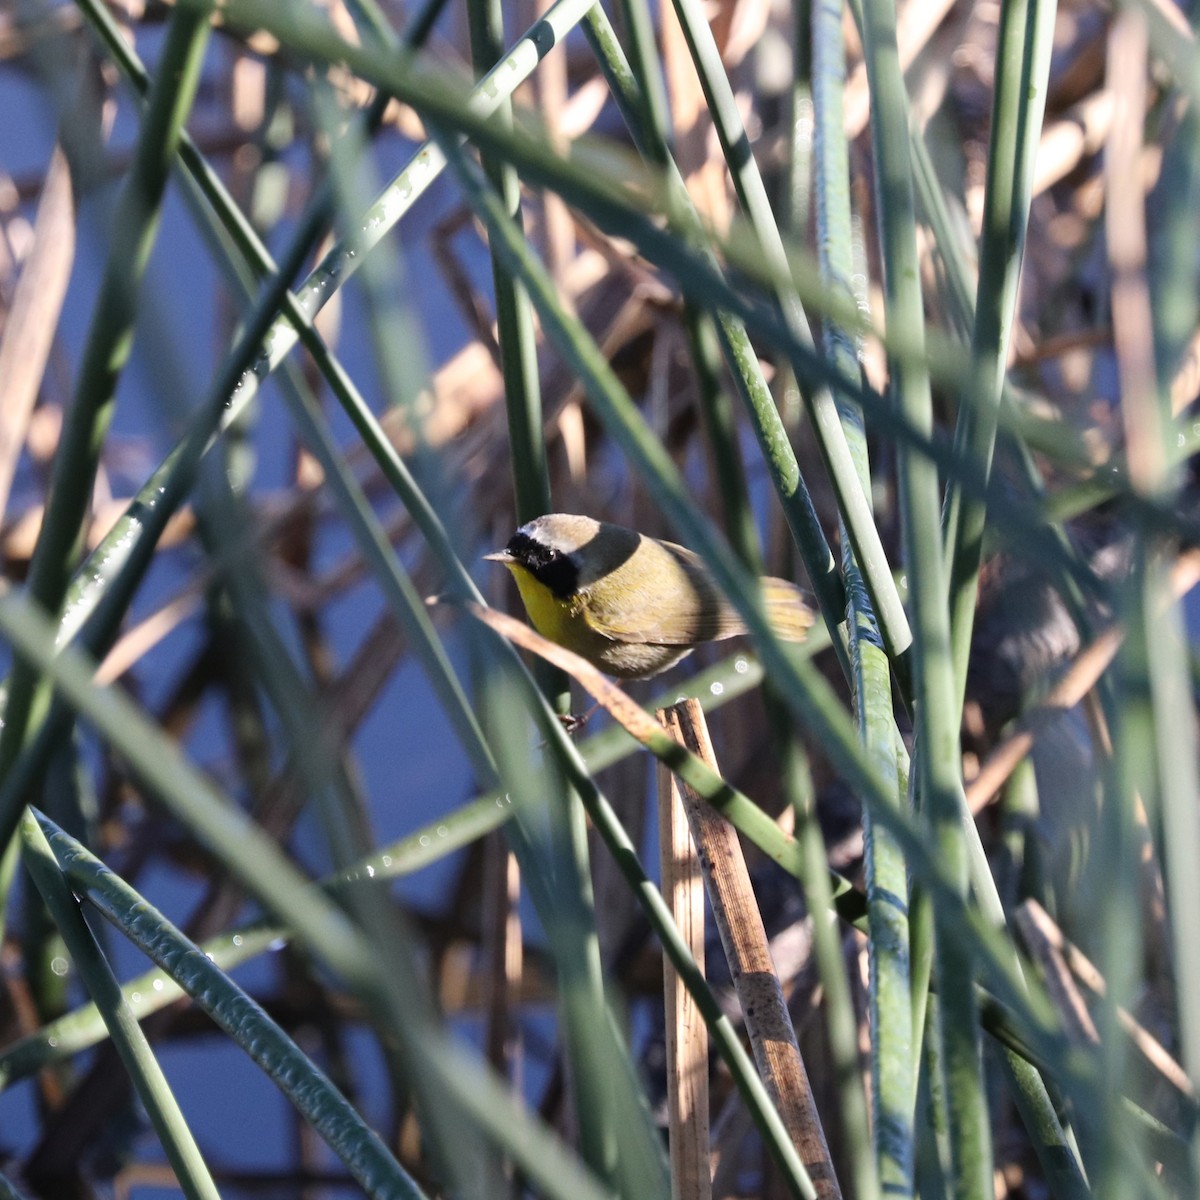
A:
[485,513,813,679]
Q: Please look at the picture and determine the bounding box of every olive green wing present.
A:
[579,539,747,645]
[582,540,814,646]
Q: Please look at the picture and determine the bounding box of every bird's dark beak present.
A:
[483,550,515,564]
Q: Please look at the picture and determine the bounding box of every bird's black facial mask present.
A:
[506,531,580,598]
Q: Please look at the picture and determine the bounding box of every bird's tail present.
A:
[760,577,816,642]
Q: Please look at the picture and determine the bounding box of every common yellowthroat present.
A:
[486,514,814,679]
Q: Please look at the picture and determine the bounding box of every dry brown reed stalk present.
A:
[657,718,712,1200]
[661,700,840,1200]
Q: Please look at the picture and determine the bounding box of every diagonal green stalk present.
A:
[687,307,761,565]
[20,812,221,1200]
[0,208,349,856]
[33,809,428,1200]
[75,0,447,333]
[942,0,1058,707]
[0,4,211,848]
[856,2,991,1197]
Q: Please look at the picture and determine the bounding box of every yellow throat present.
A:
[505,562,583,647]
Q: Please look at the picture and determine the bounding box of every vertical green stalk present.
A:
[464,0,550,525]
[909,120,1094,650]
[0,6,212,845]
[1149,97,1200,1183]
[610,0,670,144]
[1145,563,1200,1181]
[782,732,879,1200]
[19,813,221,1200]
[904,24,1090,1190]
[1122,20,1200,1183]
[918,993,953,1198]
[790,0,815,239]
[1151,106,1199,387]
[1098,561,1155,1196]
[810,2,896,1197]
[1096,14,1181,1193]
[942,0,1058,706]
[857,2,991,1199]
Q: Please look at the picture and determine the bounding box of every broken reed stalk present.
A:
[657,734,712,1200]
[658,699,842,1200]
